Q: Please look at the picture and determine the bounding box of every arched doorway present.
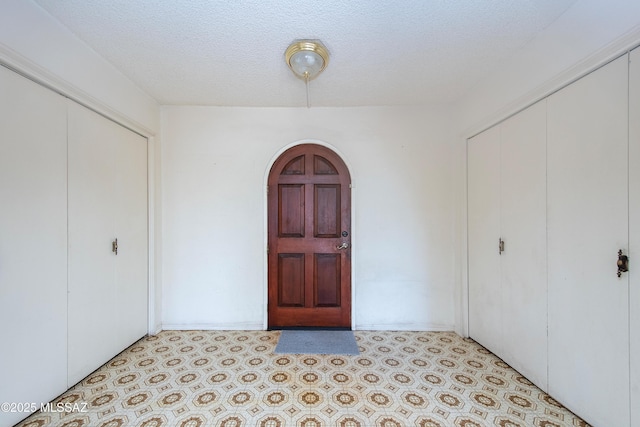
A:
[267,144,352,328]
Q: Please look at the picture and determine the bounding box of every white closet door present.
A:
[113,124,148,350]
[547,55,629,426]
[630,46,640,426]
[468,125,502,356]
[67,101,118,386]
[500,100,547,390]
[0,66,68,427]
[68,101,148,386]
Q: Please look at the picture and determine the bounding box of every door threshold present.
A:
[269,326,351,331]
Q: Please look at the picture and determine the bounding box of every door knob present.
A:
[617,249,628,277]
[336,242,349,250]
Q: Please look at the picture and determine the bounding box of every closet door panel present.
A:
[67,101,117,386]
[630,46,640,426]
[0,66,68,426]
[114,127,148,350]
[547,55,629,426]
[500,100,547,390]
[68,101,148,386]
[467,126,502,355]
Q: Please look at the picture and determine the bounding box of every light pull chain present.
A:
[304,71,310,108]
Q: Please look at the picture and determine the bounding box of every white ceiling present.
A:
[33,0,579,107]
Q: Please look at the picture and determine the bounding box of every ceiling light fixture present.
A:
[285,40,329,108]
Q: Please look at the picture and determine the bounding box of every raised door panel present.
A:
[314,253,341,307]
[67,101,117,386]
[467,125,502,356]
[499,100,548,390]
[547,55,629,426]
[630,46,640,426]
[113,125,148,350]
[279,184,305,237]
[314,184,340,237]
[0,66,68,427]
[278,254,305,306]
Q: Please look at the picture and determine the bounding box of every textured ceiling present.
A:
[33,0,578,107]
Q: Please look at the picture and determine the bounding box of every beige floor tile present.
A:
[13,330,591,427]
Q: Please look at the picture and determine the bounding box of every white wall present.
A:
[7,0,639,336]
[0,0,162,333]
[161,106,456,330]
[0,0,159,133]
[457,0,640,136]
[452,0,640,336]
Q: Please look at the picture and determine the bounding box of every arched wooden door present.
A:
[268,144,352,328]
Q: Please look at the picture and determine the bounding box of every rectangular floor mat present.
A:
[274,330,359,355]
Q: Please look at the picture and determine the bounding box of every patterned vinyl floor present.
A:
[15,330,589,427]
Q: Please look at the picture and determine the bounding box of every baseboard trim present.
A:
[161,322,455,332]
[162,322,264,331]
[354,323,455,332]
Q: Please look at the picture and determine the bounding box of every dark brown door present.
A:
[268,144,351,328]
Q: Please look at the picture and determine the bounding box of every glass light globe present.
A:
[290,50,324,79]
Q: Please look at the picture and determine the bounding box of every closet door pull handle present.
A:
[112,238,118,255]
[617,249,628,277]
[499,238,505,255]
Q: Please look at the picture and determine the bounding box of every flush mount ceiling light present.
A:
[285,40,329,108]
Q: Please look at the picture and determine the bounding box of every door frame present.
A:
[263,140,356,330]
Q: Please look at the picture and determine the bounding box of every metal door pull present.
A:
[617,249,628,277]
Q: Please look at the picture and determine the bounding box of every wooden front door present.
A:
[268,144,351,328]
